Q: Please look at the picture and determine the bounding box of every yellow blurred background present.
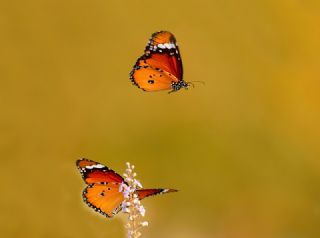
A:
[1,0,320,237]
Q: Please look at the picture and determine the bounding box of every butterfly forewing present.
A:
[144,54,182,80]
[145,31,177,51]
[137,188,178,200]
[76,159,124,184]
[144,31,183,79]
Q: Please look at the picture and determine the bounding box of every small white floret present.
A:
[133,198,140,205]
[123,207,130,213]
[134,179,143,188]
[140,221,149,227]
[138,205,146,217]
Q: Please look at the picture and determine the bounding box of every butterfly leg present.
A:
[168,89,177,94]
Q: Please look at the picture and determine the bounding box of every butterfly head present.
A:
[169,80,205,93]
[170,80,191,93]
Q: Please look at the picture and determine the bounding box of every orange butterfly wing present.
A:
[144,31,183,79]
[76,159,124,184]
[130,31,186,92]
[143,54,182,79]
[131,65,179,92]
[137,188,178,200]
[83,183,124,217]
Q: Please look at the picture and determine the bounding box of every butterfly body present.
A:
[76,159,177,218]
[130,31,189,93]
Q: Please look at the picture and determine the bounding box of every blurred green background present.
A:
[1,0,320,237]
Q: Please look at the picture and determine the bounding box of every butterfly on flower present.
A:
[130,31,192,93]
[76,159,177,218]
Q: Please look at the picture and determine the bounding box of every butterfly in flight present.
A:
[76,159,177,218]
[130,31,191,93]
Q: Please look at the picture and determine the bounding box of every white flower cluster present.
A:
[119,162,148,238]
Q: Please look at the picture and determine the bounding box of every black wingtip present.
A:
[76,158,84,166]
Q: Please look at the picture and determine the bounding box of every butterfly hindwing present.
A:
[76,159,124,184]
[131,65,179,92]
[83,183,124,217]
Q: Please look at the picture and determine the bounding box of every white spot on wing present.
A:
[85,164,105,169]
[164,43,171,49]
[156,43,176,50]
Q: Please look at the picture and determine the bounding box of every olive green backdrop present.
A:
[1,1,320,238]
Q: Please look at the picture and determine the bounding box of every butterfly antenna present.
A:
[192,81,205,85]
[188,82,195,88]
[187,81,205,88]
